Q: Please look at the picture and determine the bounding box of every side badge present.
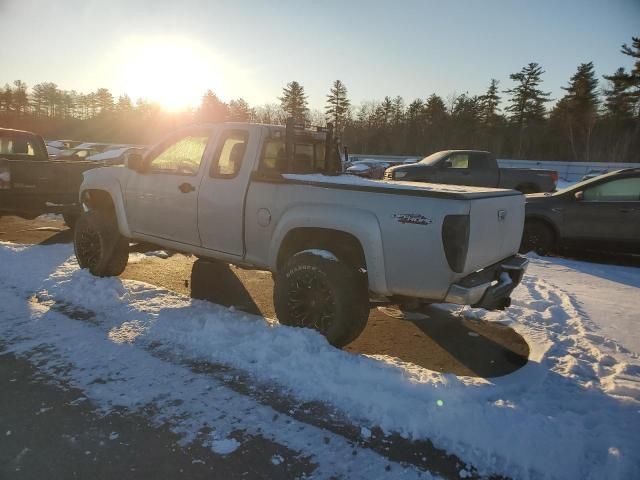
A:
[392,213,433,226]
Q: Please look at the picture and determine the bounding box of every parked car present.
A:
[74,142,117,153]
[346,160,391,179]
[0,128,100,227]
[581,168,609,181]
[74,121,529,347]
[520,168,640,255]
[384,150,558,193]
[46,139,82,150]
[52,147,101,161]
[87,146,147,165]
[346,158,418,179]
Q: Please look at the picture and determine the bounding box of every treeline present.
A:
[1,37,639,162]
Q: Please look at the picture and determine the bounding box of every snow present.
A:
[209,437,240,455]
[0,241,638,479]
[270,454,284,465]
[283,173,514,195]
[556,179,577,190]
[295,248,338,261]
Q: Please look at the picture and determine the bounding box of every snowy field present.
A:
[1,242,639,479]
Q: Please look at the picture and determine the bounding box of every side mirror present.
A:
[442,159,452,169]
[574,191,584,201]
[126,153,146,172]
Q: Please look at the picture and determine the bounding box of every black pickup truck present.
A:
[384,150,558,193]
[0,128,98,226]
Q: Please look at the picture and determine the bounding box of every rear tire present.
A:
[274,252,369,347]
[520,219,555,255]
[74,210,129,277]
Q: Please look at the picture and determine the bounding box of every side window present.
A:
[447,153,469,169]
[583,177,640,202]
[211,130,248,178]
[150,135,209,175]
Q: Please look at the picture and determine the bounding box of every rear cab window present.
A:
[259,135,327,174]
[0,135,38,157]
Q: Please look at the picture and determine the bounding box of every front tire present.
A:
[74,210,129,277]
[520,219,555,255]
[274,252,369,348]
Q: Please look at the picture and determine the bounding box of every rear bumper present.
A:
[444,255,529,310]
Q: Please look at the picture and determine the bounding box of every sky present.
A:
[1,0,638,111]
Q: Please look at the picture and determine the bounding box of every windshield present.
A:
[419,151,450,165]
[554,170,622,194]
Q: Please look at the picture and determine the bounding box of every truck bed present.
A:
[281,173,523,200]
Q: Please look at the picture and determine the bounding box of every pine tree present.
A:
[504,63,552,157]
[95,88,114,114]
[604,37,640,116]
[199,89,228,122]
[325,80,350,133]
[116,94,134,113]
[504,63,551,125]
[228,98,251,121]
[12,80,29,114]
[555,62,599,160]
[479,79,501,126]
[279,81,308,123]
[0,84,12,112]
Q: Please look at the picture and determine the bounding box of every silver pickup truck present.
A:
[74,122,528,347]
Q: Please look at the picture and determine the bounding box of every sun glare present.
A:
[114,37,228,111]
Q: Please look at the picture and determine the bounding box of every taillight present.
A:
[441,215,470,273]
[0,162,10,190]
[551,171,558,184]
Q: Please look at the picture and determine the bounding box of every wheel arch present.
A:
[80,184,131,237]
[269,206,389,294]
[524,214,560,242]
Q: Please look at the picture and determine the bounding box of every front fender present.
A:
[80,168,132,238]
[268,205,389,295]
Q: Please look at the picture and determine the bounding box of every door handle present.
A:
[178,182,195,193]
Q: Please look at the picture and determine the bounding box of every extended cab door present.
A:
[198,126,257,256]
[124,129,212,245]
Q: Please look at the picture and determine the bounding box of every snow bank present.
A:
[0,241,638,479]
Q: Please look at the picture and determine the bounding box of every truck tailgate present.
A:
[464,194,525,273]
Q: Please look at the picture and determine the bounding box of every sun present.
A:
[115,36,227,111]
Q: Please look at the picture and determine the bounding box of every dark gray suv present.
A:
[520,168,640,255]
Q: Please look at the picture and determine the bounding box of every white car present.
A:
[74,122,528,346]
